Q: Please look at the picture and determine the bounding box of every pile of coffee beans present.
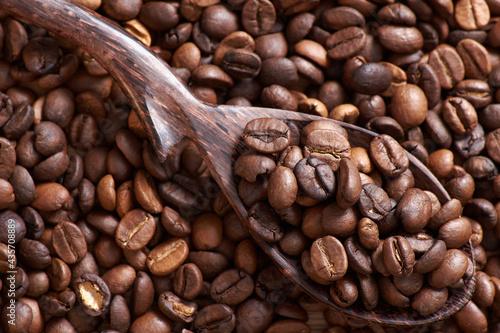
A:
[1,0,500,332]
[236,117,474,315]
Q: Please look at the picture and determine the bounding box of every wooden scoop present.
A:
[2,0,475,326]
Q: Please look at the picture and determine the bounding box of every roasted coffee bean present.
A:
[2,103,34,140]
[294,157,335,201]
[243,118,290,154]
[73,273,111,316]
[18,238,51,270]
[160,206,191,237]
[22,36,59,75]
[132,271,154,317]
[442,97,478,135]
[38,289,76,316]
[158,291,197,324]
[455,0,490,31]
[429,44,465,90]
[52,221,87,265]
[173,263,203,301]
[326,27,367,60]
[438,217,472,249]
[396,188,432,234]
[366,116,404,141]
[0,136,15,179]
[336,158,361,208]
[194,304,235,333]
[210,269,254,305]
[329,274,358,308]
[267,166,298,210]
[310,235,348,282]
[115,209,156,251]
[454,79,492,109]
[321,202,359,238]
[379,276,410,308]
[377,25,423,54]
[147,238,189,276]
[302,120,351,171]
[358,183,392,221]
[247,202,283,242]
[259,57,298,87]
[236,298,274,333]
[358,273,379,311]
[101,264,136,295]
[241,0,275,36]
[221,49,261,79]
[390,84,428,130]
[457,38,492,80]
[428,249,469,288]
[411,286,449,316]
[383,236,415,277]
[370,134,409,177]
[344,236,372,275]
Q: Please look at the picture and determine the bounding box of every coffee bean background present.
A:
[1,0,500,332]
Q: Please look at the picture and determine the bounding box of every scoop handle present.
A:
[0,0,201,162]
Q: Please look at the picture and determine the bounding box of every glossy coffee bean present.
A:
[210,269,254,305]
[147,238,189,276]
[194,304,235,333]
[247,202,283,242]
[310,235,348,282]
[115,209,156,251]
[294,157,335,201]
[159,291,198,323]
[52,221,87,265]
[383,236,415,277]
[243,118,291,154]
[370,134,409,177]
[73,273,111,316]
[428,249,469,288]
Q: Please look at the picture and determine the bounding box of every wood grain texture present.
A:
[0,0,476,326]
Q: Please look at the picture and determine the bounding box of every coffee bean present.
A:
[383,236,415,277]
[236,298,274,333]
[428,249,468,288]
[115,209,155,251]
[261,168,295,211]
[102,264,136,295]
[396,188,432,233]
[358,183,391,221]
[345,236,372,275]
[52,221,87,265]
[158,291,198,323]
[326,26,367,60]
[429,44,465,90]
[243,118,290,154]
[147,238,189,276]
[0,136,15,179]
[259,57,298,87]
[310,235,348,282]
[294,157,335,202]
[390,84,428,130]
[192,213,223,250]
[194,304,235,333]
[241,0,275,37]
[336,158,361,208]
[302,120,351,171]
[370,134,409,177]
[322,6,365,30]
[73,273,111,318]
[438,217,472,249]
[221,49,261,79]
[350,63,392,95]
[38,289,76,316]
[377,25,423,54]
[210,268,254,305]
[247,202,283,242]
[455,0,490,31]
[379,276,410,308]
[132,271,154,317]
